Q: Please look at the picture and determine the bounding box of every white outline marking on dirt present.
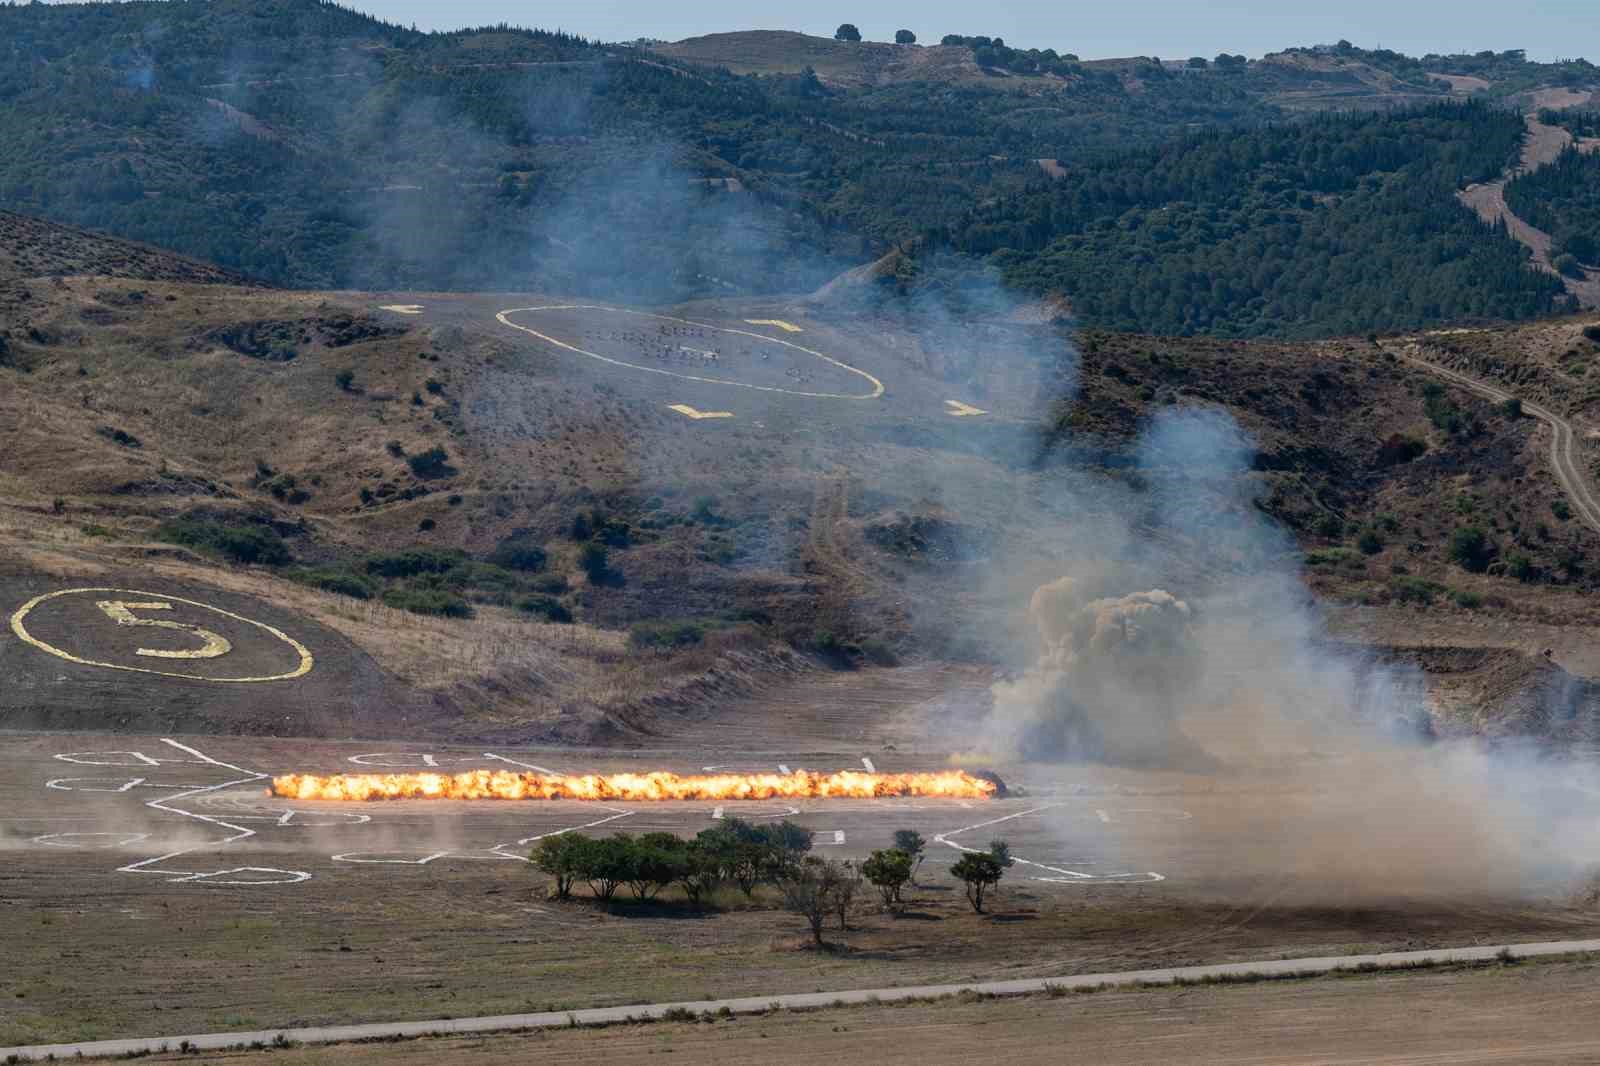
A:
[711,806,724,820]
[482,752,563,775]
[945,399,988,417]
[744,319,804,332]
[1096,808,1111,824]
[347,752,441,768]
[832,830,846,845]
[496,306,883,400]
[379,305,424,315]
[332,850,453,866]
[488,806,634,861]
[32,832,150,849]
[54,751,164,767]
[778,763,792,774]
[667,403,733,420]
[934,803,1165,885]
[860,756,876,773]
[110,739,310,885]
[46,777,148,792]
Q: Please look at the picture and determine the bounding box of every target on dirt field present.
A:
[10,588,313,683]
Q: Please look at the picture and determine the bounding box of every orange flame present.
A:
[270,769,996,802]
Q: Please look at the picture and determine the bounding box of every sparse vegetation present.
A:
[155,515,291,566]
[951,852,1005,913]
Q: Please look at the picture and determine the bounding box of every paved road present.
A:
[1393,344,1600,536]
[6,938,1600,1062]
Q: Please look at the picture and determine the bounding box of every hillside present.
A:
[3,3,1599,337]
[0,209,251,286]
[4,217,1600,743]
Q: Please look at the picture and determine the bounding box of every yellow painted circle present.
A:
[497,305,885,400]
[9,587,315,683]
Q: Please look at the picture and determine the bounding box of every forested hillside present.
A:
[0,0,1594,337]
[949,103,1566,336]
[1505,145,1600,273]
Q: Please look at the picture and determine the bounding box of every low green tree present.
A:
[951,852,1004,913]
[531,833,591,900]
[834,23,861,42]
[892,828,927,882]
[862,848,914,910]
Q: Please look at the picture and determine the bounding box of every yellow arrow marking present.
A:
[945,399,988,417]
[668,404,734,420]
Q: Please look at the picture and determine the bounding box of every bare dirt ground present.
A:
[4,728,1599,1047]
[133,956,1600,1065]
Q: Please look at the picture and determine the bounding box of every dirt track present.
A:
[1387,343,1600,536]
[1456,112,1600,308]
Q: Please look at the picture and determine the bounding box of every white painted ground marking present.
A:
[276,810,371,827]
[712,806,724,820]
[483,752,563,775]
[379,304,424,315]
[945,399,988,417]
[778,763,792,774]
[497,306,882,400]
[1096,808,1112,824]
[860,756,876,773]
[679,345,716,357]
[348,752,440,768]
[489,806,634,861]
[46,777,147,792]
[667,403,734,420]
[934,803,1165,885]
[109,739,310,885]
[332,851,454,866]
[833,830,846,845]
[744,318,804,332]
[32,832,149,849]
[54,751,163,767]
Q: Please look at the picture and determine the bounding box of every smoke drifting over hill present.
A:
[970,405,1600,900]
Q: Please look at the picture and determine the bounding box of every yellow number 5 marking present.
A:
[9,588,313,683]
[94,600,234,660]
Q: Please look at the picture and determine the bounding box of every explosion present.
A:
[270,768,997,802]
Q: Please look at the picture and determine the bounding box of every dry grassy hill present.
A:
[4,210,1600,746]
[0,210,251,286]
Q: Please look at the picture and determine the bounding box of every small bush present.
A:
[579,542,610,582]
[1389,576,1443,605]
[1313,513,1343,539]
[1508,552,1535,582]
[1376,434,1427,466]
[1500,397,1523,419]
[96,425,142,449]
[156,517,291,566]
[488,539,547,573]
[407,446,452,478]
[425,378,443,394]
[1552,499,1573,522]
[288,566,376,600]
[629,619,708,648]
[364,548,464,578]
[335,369,355,391]
[1356,529,1384,555]
[381,587,473,618]
[1448,526,1493,573]
[516,595,573,623]
[1583,324,1600,343]
[1452,589,1484,609]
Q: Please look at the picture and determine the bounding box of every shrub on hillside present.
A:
[488,539,547,573]
[1448,526,1494,572]
[381,587,473,618]
[516,595,573,623]
[288,566,376,600]
[364,548,464,578]
[406,446,453,478]
[156,516,290,566]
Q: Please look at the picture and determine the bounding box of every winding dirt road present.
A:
[1389,342,1600,536]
